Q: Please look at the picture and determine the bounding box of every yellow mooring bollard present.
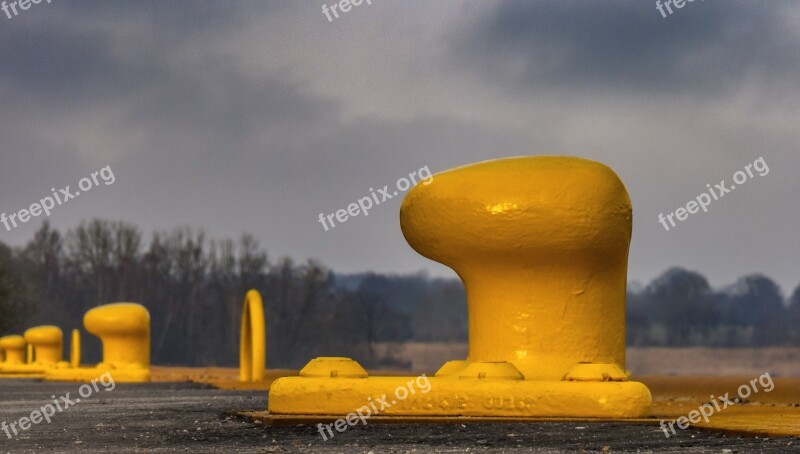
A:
[0,335,28,374]
[0,327,63,378]
[46,303,151,383]
[268,156,652,418]
[240,290,266,383]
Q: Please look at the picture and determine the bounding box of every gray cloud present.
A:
[449,0,800,96]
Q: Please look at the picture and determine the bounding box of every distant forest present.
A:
[1,220,799,369]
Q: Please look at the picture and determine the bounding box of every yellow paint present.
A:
[25,325,63,365]
[300,357,368,378]
[240,290,266,383]
[250,376,800,436]
[269,156,652,418]
[402,156,633,379]
[0,327,63,377]
[70,329,81,368]
[270,374,652,418]
[0,335,27,365]
[46,303,151,382]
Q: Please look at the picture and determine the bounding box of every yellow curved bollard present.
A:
[240,290,266,383]
[268,156,652,418]
[402,156,632,380]
[46,303,151,383]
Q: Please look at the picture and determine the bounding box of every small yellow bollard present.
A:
[25,326,63,365]
[240,290,266,383]
[0,327,63,377]
[46,303,151,383]
[268,156,652,418]
[0,335,27,368]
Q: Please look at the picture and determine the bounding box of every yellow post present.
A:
[268,156,652,418]
[240,290,266,382]
[70,329,81,368]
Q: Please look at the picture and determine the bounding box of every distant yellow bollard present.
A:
[269,156,652,418]
[25,326,63,366]
[0,335,27,366]
[0,327,63,377]
[240,290,266,383]
[46,303,151,383]
[84,303,150,371]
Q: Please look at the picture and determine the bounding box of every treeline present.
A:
[0,220,799,369]
[627,268,800,347]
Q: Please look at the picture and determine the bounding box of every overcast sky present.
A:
[1,1,798,294]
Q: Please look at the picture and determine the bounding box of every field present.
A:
[373,343,800,377]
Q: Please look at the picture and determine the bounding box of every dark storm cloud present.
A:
[0,26,140,102]
[0,1,338,164]
[450,0,800,96]
[0,1,342,247]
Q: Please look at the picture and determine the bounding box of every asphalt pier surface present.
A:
[0,379,796,453]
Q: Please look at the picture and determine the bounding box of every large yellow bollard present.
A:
[403,156,631,380]
[240,290,266,383]
[46,303,151,383]
[268,156,652,418]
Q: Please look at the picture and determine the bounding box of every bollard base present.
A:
[46,366,150,383]
[0,363,48,378]
[268,358,652,419]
